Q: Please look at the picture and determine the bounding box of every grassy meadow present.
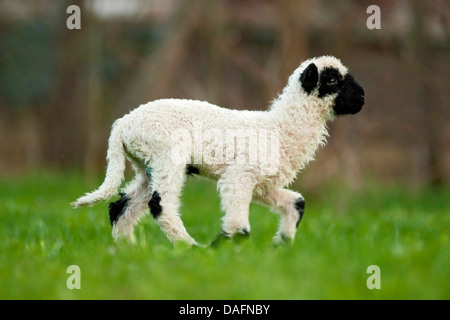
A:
[0,171,448,299]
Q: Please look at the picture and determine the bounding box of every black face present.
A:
[300,63,365,116]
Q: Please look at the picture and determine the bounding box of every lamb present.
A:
[72,55,365,246]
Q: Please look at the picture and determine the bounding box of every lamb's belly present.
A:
[193,163,226,180]
[193,160,293,195]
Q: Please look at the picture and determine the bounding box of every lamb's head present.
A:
[294,56,365,117]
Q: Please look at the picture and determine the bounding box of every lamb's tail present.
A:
[71,120,126,208]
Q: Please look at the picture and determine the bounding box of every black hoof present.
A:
[210,231,230,247]
[210,228,250,247]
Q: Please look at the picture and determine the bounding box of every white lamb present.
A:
[72,55,365,246]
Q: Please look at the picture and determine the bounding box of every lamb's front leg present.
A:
[212,169,257,246]
[256,188,305,245]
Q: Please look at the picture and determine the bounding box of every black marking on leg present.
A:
[148,191,162,219]
[294,197,305,228]
[186,165,200,177]
[108,193,129,226]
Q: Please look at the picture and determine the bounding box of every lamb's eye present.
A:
[327,77,337,86]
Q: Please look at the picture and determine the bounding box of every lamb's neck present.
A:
[268,97,331,173]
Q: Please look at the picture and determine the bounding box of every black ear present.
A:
[299,63,319,94]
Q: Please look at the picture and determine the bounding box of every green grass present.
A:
[0,171,449,299]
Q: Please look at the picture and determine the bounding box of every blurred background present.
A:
[0,0,449,189]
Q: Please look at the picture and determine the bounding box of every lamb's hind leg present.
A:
[148,166,198,246]
[110,167,152,243]
[255,188,305,244]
